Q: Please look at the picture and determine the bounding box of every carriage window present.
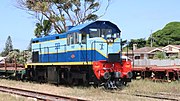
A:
[89,28,100,38]
[72,32,79,44]
[67,34,70,45]
[70,34,73,44]
[67,34,73,45]
[74,33,79,44]
[101,29,112,38]
[67,33,79,45]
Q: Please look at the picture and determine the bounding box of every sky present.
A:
[0,0,180,52]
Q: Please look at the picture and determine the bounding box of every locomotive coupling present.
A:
[114,72,121,78]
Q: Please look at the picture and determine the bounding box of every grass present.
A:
[125,79,180,94]
[0,92,34,101]
[0,79,179,101]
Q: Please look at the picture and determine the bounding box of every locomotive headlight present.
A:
[107,39,110,43]
[110,39,113,42]
[114,72,121,78]
[103,72,111,79]
[107,38,114,43]
[127,72,133,78]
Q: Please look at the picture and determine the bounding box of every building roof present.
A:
[172,45,180,48]
[161,45,180,53]
[123,47,163,54]
[134,47,163,53]
[162,45,180,49]
[134,47,155,53]
[123,45,180,55]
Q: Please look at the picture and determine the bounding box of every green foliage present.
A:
[129,38,146,50]
[34,20,52,37]
[153,52,166,60]
[169,55,178,60]
[147,22,180,46]
[86,14,98,21]
[6,50,20,63]
[1,36,13,57]
[6,50,31,64]
[34,23,43,37]
[43,20,52,36]
[18,0,111,35]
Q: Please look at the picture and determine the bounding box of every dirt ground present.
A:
[0,79,179,101]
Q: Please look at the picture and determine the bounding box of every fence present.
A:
[134,59,180,66]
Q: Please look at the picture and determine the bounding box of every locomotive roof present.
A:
[32,21,121,43]
[68,20,121,33]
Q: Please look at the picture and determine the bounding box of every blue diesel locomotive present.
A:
[26,21,132,88]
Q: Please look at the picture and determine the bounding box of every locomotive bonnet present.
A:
[26,20,132,89]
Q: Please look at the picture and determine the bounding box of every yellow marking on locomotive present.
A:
[26,62,93,67]
[39,48,108,58]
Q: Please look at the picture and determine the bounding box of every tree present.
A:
[1,36,13,57]
[6,49,20,63]
[17,0,111,36]
[6,49,31,64]
[147,22,180,47]
[128,38,146,50]
[34,20,52,37]
[153,51,166,60]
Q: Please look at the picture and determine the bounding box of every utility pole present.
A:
[150,30,153,47]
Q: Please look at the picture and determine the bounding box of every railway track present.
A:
[0,85,87,101]
[133,93,180,101]
[109,90,180,101]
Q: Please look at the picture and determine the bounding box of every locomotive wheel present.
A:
[104,81,116,89]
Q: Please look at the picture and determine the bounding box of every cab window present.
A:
[89,28,100,38]
[101,29,112,38]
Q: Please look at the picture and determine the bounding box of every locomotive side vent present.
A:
[108,53,120,62]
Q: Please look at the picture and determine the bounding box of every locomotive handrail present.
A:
[79,43,87,64]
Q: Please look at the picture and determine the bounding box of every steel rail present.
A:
[133,93,179,101]
[108,90,180,101]
[0,85,88,101]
